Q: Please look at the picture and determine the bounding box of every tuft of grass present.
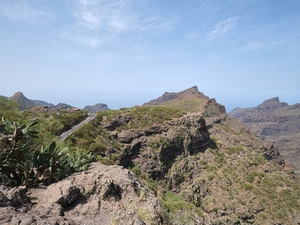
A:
[241,183,254,191]
[160,191,203,216]
[226,145,243,155]
[247,171,258,183]
[130,165,142,176]
[207,173,215,181]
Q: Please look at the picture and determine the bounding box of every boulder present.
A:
[0,163,167,225]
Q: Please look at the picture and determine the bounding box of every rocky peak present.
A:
[179,86,207,97]
[204,98,226,119]
[143,86,209,106]
[11,91,25,99]
[143,86,211,112]
[9,91,36,110]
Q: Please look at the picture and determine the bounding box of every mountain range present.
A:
[4,91,109,112]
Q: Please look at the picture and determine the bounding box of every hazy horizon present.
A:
[2,88,299,113]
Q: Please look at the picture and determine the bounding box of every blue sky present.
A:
[1,0,299,111]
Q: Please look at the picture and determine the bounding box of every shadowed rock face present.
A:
[108,111,212,179]
[229,97,300,174]
[0,163,167,225]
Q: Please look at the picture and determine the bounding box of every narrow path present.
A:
[59,113,96,142]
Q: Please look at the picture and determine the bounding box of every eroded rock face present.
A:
[0,163,167,225]
[112,112,212,179]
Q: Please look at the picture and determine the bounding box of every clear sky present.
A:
[1,0,299,111]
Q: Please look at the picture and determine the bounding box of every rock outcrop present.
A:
[0,163,167,225]
[105,111,212,179]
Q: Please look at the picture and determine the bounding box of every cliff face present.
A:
[65,87,300,224]
[229,97,300,174]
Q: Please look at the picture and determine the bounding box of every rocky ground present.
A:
[0,163,166,225]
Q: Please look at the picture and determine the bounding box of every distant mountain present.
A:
[6,92,73,110]
[9,92,36,110]
[229,97,300,174]
[82,103,109,113]
[31,100,55,108]
[5,91,110,112]
[54,103,74,110]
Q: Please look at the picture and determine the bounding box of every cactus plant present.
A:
[0,118,95,187]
